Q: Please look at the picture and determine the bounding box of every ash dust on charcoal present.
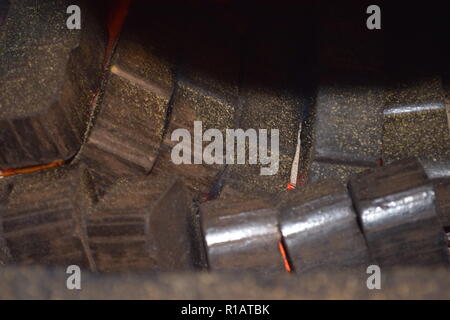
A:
[0,0,449,297]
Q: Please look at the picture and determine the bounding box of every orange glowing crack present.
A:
[104,0,132,66]
[286,182,296,190]
[286,172,306,190]
[278,241,292,272]
[0,160,64,177]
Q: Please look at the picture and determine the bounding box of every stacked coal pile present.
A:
[0,0,448,283]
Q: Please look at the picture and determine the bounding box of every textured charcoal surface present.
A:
[419,159,450,228]
[156,78,235,196]
[382,76,450,164]
[222,2,314,194]
[349,159,449,267]
[76,2,176,195]
[87,173,198,272]
[87,174,173,272]
[76,72,169,194]
[0,164,96,269]
[309,75,384,167]
[2,159,447,275]
[307,161,369,184]
[0,0,107,169]
[278,180,370,273]
[200,198,285,273]
[303,0,385,184]
[154,5,241,198]
[382,1,450,169]
[146,179,199,271]
[0,0,448,289]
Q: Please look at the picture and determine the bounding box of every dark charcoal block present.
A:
[147,179,198,271]
[224,2,312,194]
[0,165,96,269]
[163,79,236,151]
[309,74,385,167]
[82,2,242,198]
[88,174,198,272]
[305,77,384,183]
[200,198,285,273]
[154,3,245,198]
[0,0,107,169]
[305,0,385,183]
[77,72,170,194]
[87,174,173,272]
[154,15,239,197]
[88,212,155,273]
[151,144,224,200]
[349,159,449,267]
[87,172,170,272]
[382,2,449,166]
[160,2,241,145]
[154,77,235,199]
[278,180,370,273]
[111,1,179,85]
[75,2,177,194]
